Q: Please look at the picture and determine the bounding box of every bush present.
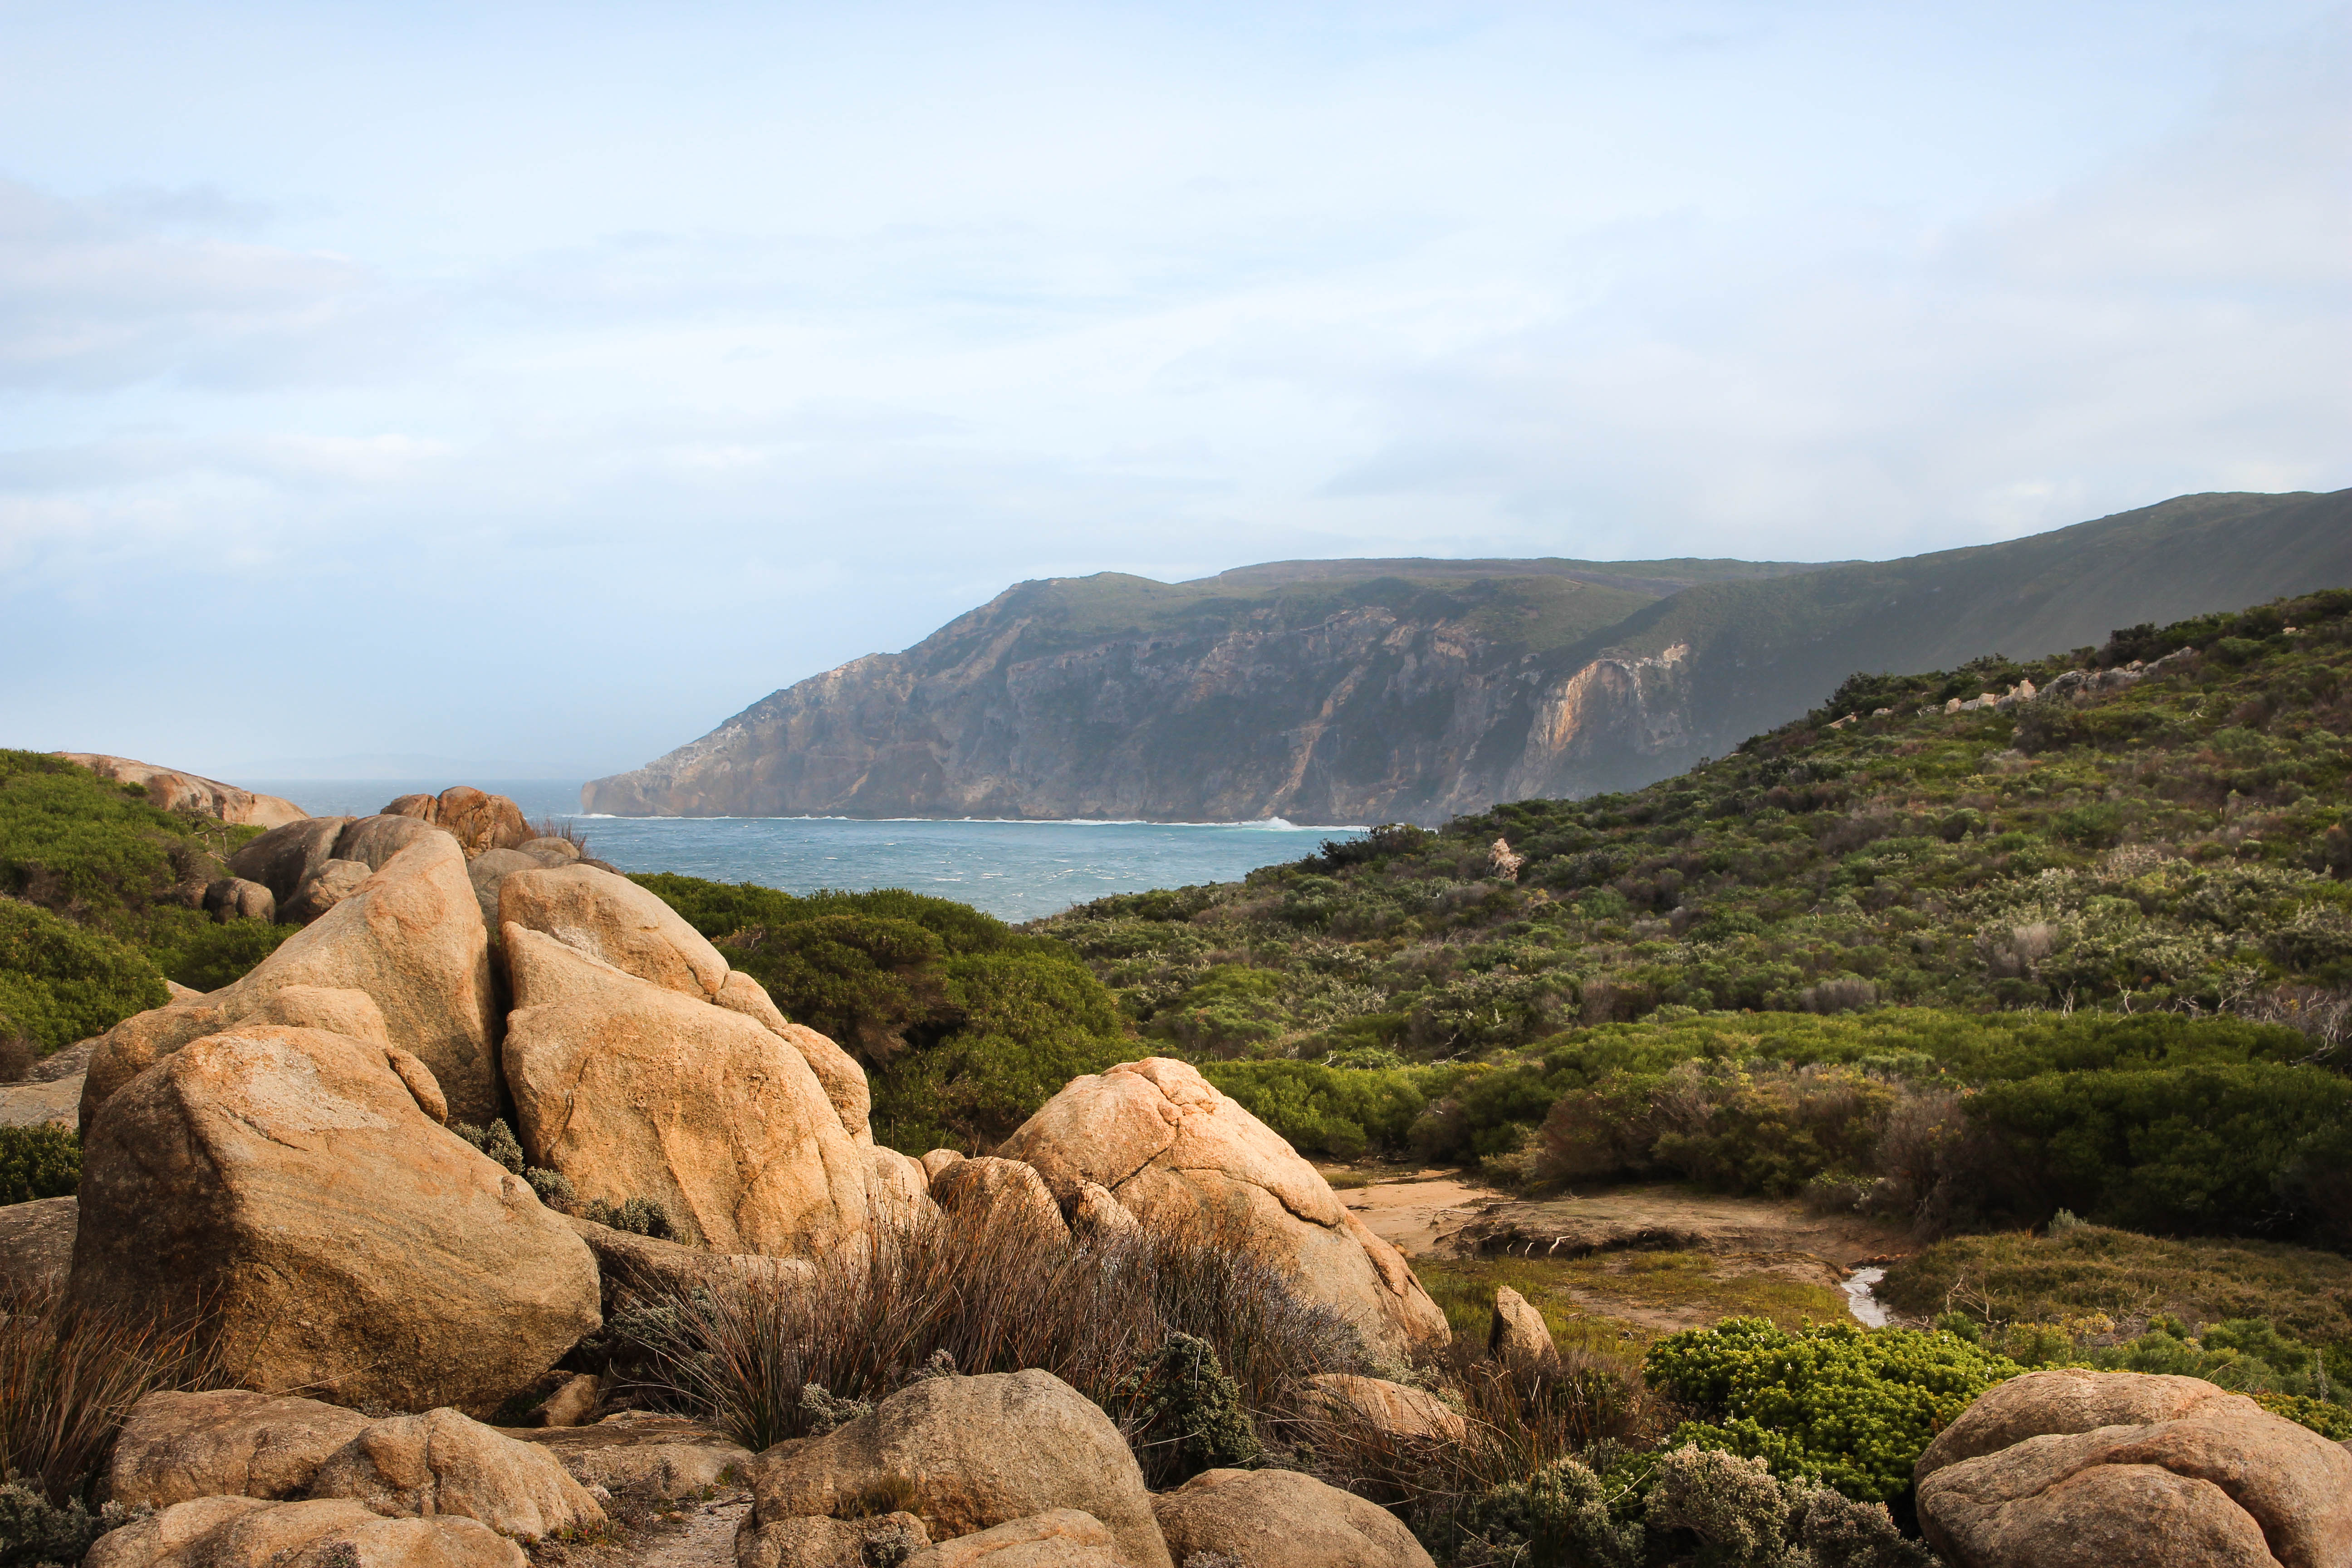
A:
[583,1196,678,1240]
[1111,1333,1260,1487]
[1644,1317,2024,1502]
[0,904,165,1054]
[0,1480,139,1568]
[142,911,294,994]
[0,1129,78,1206]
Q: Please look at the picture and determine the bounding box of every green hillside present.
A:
[1036,588,2352,1246]
[0,752,293,1059]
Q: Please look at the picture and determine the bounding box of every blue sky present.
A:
[3,1,2347,778]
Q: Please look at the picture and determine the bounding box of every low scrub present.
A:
[0,1127,79,1205]
[619,1204,1366,1486]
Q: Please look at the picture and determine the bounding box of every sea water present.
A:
[245,781,1363,923]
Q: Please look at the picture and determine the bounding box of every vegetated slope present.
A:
[1035,589,2352,1247]
[587,487,2352,824]
[0,751,293,1060]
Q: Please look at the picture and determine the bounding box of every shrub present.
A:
[0,1480,140,1568]
[1111,1333,1260,1486]
[1644,1317,2024,1502]
[0,1129,78,1206]
[143,912,294,994]
[583,1196,678,1240]
[0,903,166,1054]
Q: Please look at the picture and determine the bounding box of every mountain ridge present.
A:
[585,488,2352,823]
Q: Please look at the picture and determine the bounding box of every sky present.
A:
[3,1,2347,780]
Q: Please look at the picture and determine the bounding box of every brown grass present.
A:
[0,1281,220,1503]
[626,1204,1367,1455]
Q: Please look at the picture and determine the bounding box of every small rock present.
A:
[530,1373,602,1428]
[907,1509,1129,1568]
[1487,1285,1557,1367]
[0,1195,75,1289]
[1297,1373,1467,1444]
[108,1389,372,1510]
[515,1412,753,1501]
[928,1157,1068,1242]
[307,1406,606,1541]
[1152,1469,1433,1568]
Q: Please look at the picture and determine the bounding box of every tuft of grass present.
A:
[0,1282,221,1506]
[624,1203,1366,1457]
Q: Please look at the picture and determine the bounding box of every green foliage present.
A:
[0,1479,138,1568]
[0,1127,79,1205]
[141,911,294,994]
[1110,1333,1260,1486]
[0,902,166,1053]
[1196,1059,1468,1159]
[1450,1455,1641,1568]
[1644,1317,2025,1502]
[583,1196,679,1240]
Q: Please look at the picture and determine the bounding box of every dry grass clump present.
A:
[623,1203,1367,1457]
[0,1281,220,1504]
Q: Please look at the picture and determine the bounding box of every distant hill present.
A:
[584,488,2352,823]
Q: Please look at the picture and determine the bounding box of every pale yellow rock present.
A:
[929,1156,1068,1241]
[80,1001,228,1136]
[744,1371,1171,1568]
[865,1144,942,1238]
[907,1509,1133,1568]
[1152,1469,1431,1568]
[108,1389,372,1510]
[56,755,308,828]
[499,863,730,999]
[736,1513,927,1568]
[227,818,354,908]
[1489,1286,1557,1367]
[921,1149,965,1182]
[205,836,500,1125]
[1298,1373,1468,1443]
[518,1412,753,1501]
[307,1406,606,1541]
[334,814,456,871]
[716,978,874,1147]
[1068,1183,1138,1242]
[69,1025,600,1415]
[562,1215,816,1312]
[504,929,869,1259]
[87,1495,524,1568]
[998,1058,1449,1359]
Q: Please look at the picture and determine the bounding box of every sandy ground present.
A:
[1330,1166,1915,1328]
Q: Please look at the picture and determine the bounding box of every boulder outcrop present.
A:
[503,929,869,1258]
[742,1370,1171,1568]
[737,1513,929,1568]
[498,863,730,1000]
[1915,1369,2352,1568]
[561,1214,815,1311]
[87,1496,524,1568]
[70,1024,600,1414]
[228,818,354,909]
[386,788,531,859]
[906,1510,1132,1568]
[57,755,308,828]
[996,1058,1449,1359]
[281,859,375,926]
[1150,1469,1432,1568]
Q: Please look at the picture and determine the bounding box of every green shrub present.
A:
[0,903,166,1054]
[1109,1333,1259,1487]
[1198,1060,1463,1159]
[583,1196,678,1240]
[0,1127,79,1205]
[1644,1317,2024,1502]
[142,911,294,994]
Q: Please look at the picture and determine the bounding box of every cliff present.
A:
[585,488,2352,823]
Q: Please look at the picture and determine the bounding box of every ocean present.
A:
[245,781,1364,923]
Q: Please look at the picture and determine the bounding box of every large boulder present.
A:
[227,818,354,908]
[864,1145,943,1239]
[0,1195,77,1290]
[928,1157,1068,1242]
[69,1024,600,1414]
[57,756,309,829]
[715,980,872,1147]
[80,1000,231,1134]
[465,850,540,936]
[741,1370,1171,1568]
[283,859,376,926]
[87,1496,523,1568]
[109,1391,374,1509]
[305,1407,605,1542]
[211,837,499,1124]
[1915,1369,2352,1568]
[335,814,457,872]
[503,929,869,1258]
[386,788,531,859]
[499,863,730,1000]
[997,1058,1449,1359]
[1151,1470,1431,1568]
[738,1513,930,1568]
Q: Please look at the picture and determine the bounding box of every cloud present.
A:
[0,179,426,390]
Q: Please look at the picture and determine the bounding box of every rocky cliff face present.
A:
[586,487,2352,824]
[584,580,1705,824]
